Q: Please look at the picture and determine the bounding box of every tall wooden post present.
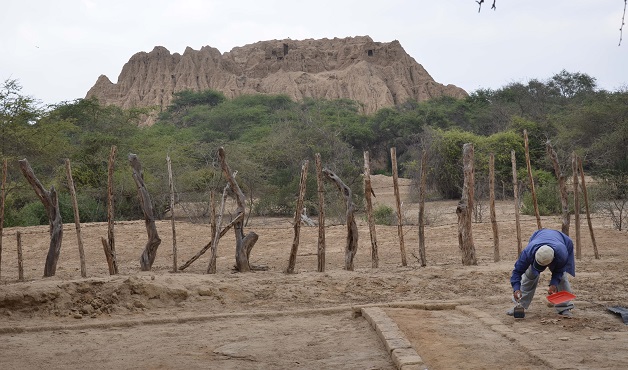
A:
[511,150,523,256]
[315,154,326,272]
[102,145,118,275]
[523,130,542,229]
[363,151,379,268]
[489,153,500,262]
[0,158,7,279]
[167,155,178,273]
[546,141,570,235]
[578,158,599,259]
[417,149,428,267]
[208,184,229,274]
[572,152,581,259]
[287,160,309,273]
[391,147,407,266]
[456,143,477,266]
[65,159,87,277]
[17,231,24,281]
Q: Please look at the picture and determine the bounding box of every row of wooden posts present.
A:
[0,129,600,281]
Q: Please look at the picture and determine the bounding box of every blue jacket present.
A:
[510,229,576,291]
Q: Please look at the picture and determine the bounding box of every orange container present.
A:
[547,291,576,304]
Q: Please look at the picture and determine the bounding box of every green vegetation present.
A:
[1,70,627,229]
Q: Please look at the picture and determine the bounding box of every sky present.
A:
[1,0,627,106]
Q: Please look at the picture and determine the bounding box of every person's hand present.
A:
[513,290,522,301]
[548,285,558,295]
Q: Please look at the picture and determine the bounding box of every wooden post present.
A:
[391,147,407,266]
[65,159,87,278]
[578,157,599,259]
[315,153,326,272]
[166,155,178,273]
[572,152,581,260]
[102,145,118,275]
[456,143,477,266]
[287,160,309,273]
[17,231,24,281]
[18,159,63,277]
[511,150,523,256]
[546,141,570,235]
[322,168,358,271]
[524,130,542,229]
[489,153,500,262]
[217,147,258,272]
[208,184,229,274]
[0,158,6,279]
[363,151,379,268]
[417,149,428,267]
[129,154,162,271]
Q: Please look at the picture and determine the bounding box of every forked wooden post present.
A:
[287,160,309,273]
[546,141,570,235]
[511,150,523,256]
[102,145,118,275]
[578,157,599,259]
[524,130,542,229]
[65,159,87,277]
[489,153,500,262]
[391,147,407,266]
[363,151,379,268]
[572,152,581,259]
[315,153,326,272]
[456,143,477,266]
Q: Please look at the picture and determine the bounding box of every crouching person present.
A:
[508,228,576,317]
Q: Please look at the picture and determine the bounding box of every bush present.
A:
[373,204,395,225]
[521,182,562,216]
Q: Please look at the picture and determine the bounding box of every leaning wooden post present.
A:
[511,150,523,256]
[129,153,162,271]
[18,159,63,277]
[101,145,118,275]
[363,151,379,268]
[524,130,542,229]
[546,141,570,235]
[572,152,581,260]
[322,168,358,271]
[391,147,407,266]
[17,231,24,281]
[578,157,599,259]
[489,153,500,262]
[65,159,87,278]
[456,143,477,266]
[0,158,7,279]
[417,149,428,267]
[315,153,326,272]
[287,160,309,274]
[166,155,178,273]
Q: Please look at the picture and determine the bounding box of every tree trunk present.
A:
[129,154,162,271]
[315,153,326,272]
[578,158,599,259]
[166,155,178,273]
[456,144,477,266]
[546,141,570,235]
[287,160,309,273]
[18,159,63,277]
[322,168,358,271]
[217,147,257,272]
[572,152,581,259]
[417,149,428,267]
[103,146,118,275]
[65,159,87,277]
[363,151,379,268]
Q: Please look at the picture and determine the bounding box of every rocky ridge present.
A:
[86,36,467,121]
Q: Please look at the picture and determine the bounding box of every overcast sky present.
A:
[2,0,626,106]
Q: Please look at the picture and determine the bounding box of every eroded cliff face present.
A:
[86,36,467,119]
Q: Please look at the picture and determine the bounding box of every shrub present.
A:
[373,204,395,225]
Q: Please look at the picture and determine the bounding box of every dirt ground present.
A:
[0,175,627,369]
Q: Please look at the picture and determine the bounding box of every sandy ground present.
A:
[0,175,627,369]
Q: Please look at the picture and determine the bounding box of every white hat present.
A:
[535,245,554,266]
